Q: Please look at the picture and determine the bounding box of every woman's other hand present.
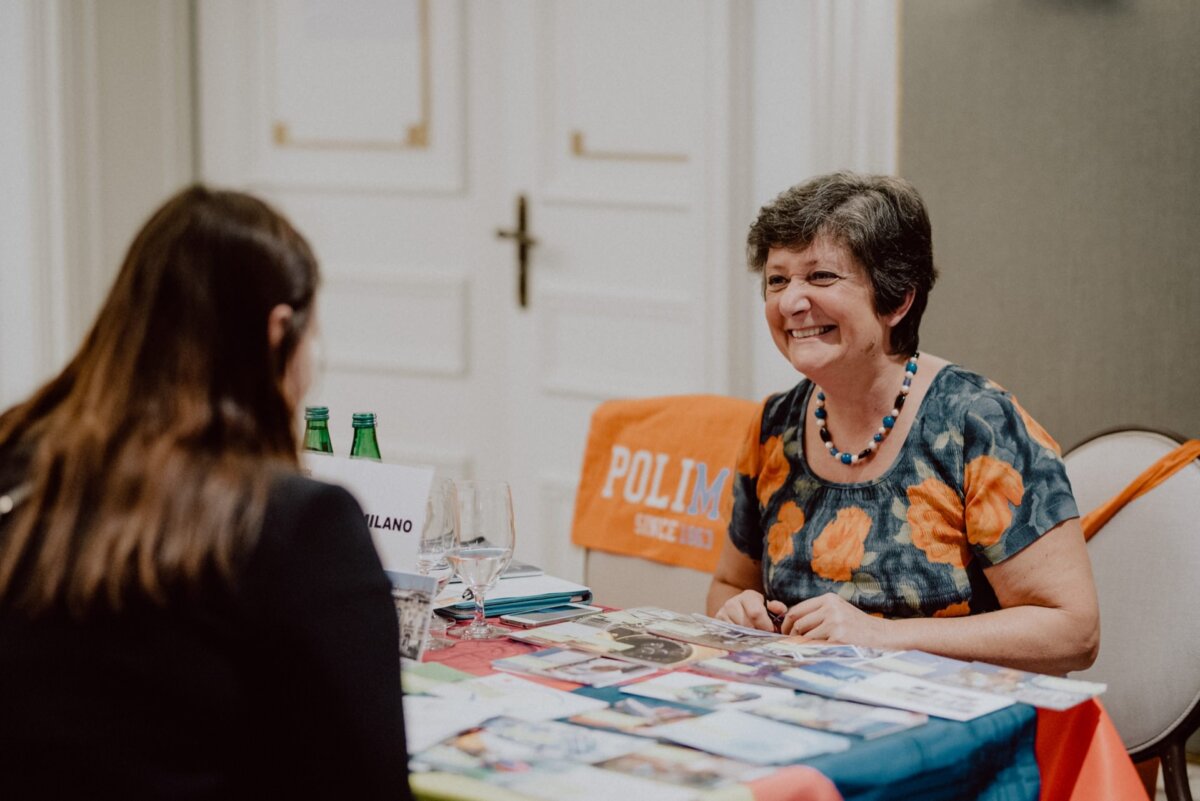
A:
[782,592,888,646]
[713,589,780,632]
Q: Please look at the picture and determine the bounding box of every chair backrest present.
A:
[1064,429,1200,758]
[571,394,760,613]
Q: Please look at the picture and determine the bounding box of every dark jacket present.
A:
[0,469,412,801]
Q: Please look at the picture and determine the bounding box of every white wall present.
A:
[0,2,65,410]
[745,0,899,400]
[0,0,194,412]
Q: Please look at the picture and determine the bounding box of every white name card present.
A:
[301,454,435,572]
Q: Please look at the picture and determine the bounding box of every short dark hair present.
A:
[746,171,937,355]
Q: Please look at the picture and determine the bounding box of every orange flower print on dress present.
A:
[964,455,1024,548]
[756,434,789,508]
[767,501,803,563]
[907,478,970,568]
[933,600,971,618]
[1012,396,1061,455]
[811,507,872,582]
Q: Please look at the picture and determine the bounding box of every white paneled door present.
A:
[198,0,740,580]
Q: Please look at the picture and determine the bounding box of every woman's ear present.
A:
[887,289,916,327]
[267,303,295,349]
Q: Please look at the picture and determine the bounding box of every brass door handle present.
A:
[496,194,537,308]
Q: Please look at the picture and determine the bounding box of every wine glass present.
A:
[447,479,515,640]
[417,478,457,650]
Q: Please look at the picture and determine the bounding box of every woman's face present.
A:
[763,236,894,378]
[281,307,319,411]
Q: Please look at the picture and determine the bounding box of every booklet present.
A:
[595,742,774,790]
[619,670,795,711]
[387,571,438,660]
[747,693,928,739]
[858,649,1104,711]
[646,614,784,652]
[923,661,1106,711]
[645,709,851,765]
[838,671,1015,722]
[434,573,593,619]
[492,648,659,688]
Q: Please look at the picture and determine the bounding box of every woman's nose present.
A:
[779,279,812,314]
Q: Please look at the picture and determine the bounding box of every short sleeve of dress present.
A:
[961,392,1079,566]
[727,402,766,562]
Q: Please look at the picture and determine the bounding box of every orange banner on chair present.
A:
[570,395,760,573]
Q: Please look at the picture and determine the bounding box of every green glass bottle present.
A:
[302,406,334,454]
[349,412,382,461]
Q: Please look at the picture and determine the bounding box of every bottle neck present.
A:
[350,427,381,461]
[302,419,334,454]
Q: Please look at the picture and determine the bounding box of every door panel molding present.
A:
[244,0,464,192]
[321,268,469,378]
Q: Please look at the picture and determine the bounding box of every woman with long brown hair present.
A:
[0,186,410,799]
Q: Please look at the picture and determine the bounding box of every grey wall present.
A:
[899,0,1200,450]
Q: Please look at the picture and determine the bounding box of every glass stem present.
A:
[472,588,487,629]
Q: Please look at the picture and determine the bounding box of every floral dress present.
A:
[727,365,1078,618]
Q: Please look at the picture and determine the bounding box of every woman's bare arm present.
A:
[782,519,1100,674]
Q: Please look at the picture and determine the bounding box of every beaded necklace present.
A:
[814,353,919,466]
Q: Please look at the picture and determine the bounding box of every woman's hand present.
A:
[713,589,781,632]
[781,592,888,646]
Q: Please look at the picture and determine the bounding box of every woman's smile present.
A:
[790,325,836,339]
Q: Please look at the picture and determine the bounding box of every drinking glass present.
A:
[447,479,515,640]
[417,478,457,650]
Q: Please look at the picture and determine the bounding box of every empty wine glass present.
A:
[447,479,515,640]
[417,478,457,650]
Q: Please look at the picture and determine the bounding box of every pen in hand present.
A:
[765,601,784,633]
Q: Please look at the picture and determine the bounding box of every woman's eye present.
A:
[766,275,788,288]
[808,272,841,287]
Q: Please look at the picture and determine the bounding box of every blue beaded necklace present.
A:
[814,353,919,466]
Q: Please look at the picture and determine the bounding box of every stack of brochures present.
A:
[433,573,592,620]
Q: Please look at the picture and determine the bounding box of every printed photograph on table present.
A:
[747,693,929,739]
[645,709,851,765]
[568,696,708,737]
[566,607,729,668]
[506,621,641,656]
[595,742,774,790]
[427,673,608,721]
[491,648,658,688]
[573,606,692,632]
[860,649,973,679]
[413,716,649,773]
[749,639,891,665]
[689,650,792,685]
[645,613,784,652]
[620,670,795,710]
[496,761,698,801]
[768,660,877,698]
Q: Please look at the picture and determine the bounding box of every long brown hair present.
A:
[0,186,318,616]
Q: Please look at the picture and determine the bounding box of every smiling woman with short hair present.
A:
[709,171,1099,676]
